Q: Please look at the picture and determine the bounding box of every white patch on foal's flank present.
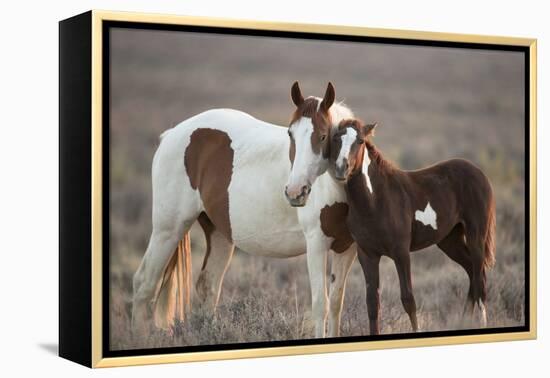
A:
[362,147,373,194]
[415,202,438,230]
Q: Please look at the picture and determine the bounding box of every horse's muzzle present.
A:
[285,184,311,207]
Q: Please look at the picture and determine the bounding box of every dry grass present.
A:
[108,28,526,350]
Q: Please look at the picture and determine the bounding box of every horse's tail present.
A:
[483,195,496,270]
[154,232,192,329]
[177,233,193,318]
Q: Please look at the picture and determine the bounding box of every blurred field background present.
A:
[109,28,525,350]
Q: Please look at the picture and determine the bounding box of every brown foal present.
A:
[330,119,496,334]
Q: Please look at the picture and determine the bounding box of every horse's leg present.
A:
[357,248,381,335]
[392,248,418,332]
[327,246,357,337]
[195,214,235,312]
[132,164,202,333]
[464,231,487,327]
[132,217,196,333]
[306,236,330,338]
[437,225,476,325]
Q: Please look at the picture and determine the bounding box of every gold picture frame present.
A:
[59,9,537,368]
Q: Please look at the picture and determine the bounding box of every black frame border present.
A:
[59,11,93,367]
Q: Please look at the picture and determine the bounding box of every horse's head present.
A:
[285,81,353,207]
[330,119,377,181]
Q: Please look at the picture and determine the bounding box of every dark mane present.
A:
[365,139,397,175]
[338,118,396,176]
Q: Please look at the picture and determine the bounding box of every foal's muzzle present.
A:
[284,184,311,207]
[334,161,349,181]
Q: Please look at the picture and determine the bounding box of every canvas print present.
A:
[107,26,527,352]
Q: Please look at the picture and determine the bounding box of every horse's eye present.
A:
[321,134,327,141]
[287,129,292,137]
[357,139,364,144]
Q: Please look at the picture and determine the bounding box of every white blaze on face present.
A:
[415,202,438,230]
[362,147,373,194]
[336,128,357,168]
[286,117,324,197]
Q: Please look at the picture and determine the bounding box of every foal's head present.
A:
[285,81,354,207]
[330,119,377,181]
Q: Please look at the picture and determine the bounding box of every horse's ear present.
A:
[291,81,304,107]
[362,122,378,138]
[320,82,335,112]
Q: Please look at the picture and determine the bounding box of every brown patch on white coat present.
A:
[319,202,354,253]
[184,128,234,241]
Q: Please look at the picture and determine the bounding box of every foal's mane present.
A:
[365,139,397,175]
[342,118,397,176]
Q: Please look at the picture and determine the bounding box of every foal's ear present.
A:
[320,82,335,112]
[361,122,378,138]
[291,81,304,107]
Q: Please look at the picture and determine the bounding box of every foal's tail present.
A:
[154,233,193,329]
[483,196,496,270]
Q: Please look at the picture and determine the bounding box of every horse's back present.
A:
[154,108,306,258]
[435,158,493,196]
[172,108,281,138]
[154,108,284,175]
[410,158,491,190]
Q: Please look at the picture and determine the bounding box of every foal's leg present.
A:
[306,236,331,338]
[437,225,476,325]
[392,248,418,332]
[327,246,357,337]
[464,233,488,327]
[357,249,381,335]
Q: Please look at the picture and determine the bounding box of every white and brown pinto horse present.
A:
[329,119,496,334]
[132,82,356,338]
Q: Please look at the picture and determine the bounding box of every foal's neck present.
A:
[346,141,396,203]
[365,141,393,173]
